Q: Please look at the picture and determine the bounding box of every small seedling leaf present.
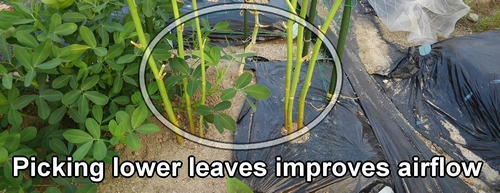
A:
[235,52,256,58]
[214,21,230,32]
[243,84,271,100]
[235,72,252,89]
[63,129,92,143]
[195,105,212,116]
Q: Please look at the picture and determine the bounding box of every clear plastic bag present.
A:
[367,0,470,44]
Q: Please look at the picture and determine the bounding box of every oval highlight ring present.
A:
[139,3,343,150]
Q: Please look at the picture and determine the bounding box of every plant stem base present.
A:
[280,122,310,144]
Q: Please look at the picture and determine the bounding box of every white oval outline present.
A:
[139,3,342,150]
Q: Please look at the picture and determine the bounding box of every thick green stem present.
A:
[191,0,207,138]
[284,0,298,134]
[302,0,318,57]
[331,0,351,95]
[243,9,249,48]
[297,0,342,128]
[126,0,184,144]
[171,0,195,135]
[286,0,309,134]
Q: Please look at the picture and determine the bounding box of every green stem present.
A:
[239,1,260,74]
[297,0,342,128]
[302,0,318,57]
[126,0,184,145]
[330,0,352,94]
[243,9,249,48]
[171,0,196,136]
[19,112,40,119]
[286,0,309,134]
[284,0,298,134]
[191,0,207,138]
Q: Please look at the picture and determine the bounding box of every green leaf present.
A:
[115,122,126,136]
[165,75,185,88]
[19,126,36,142]
[103,22,124,32]
[12,95,37,110]
[36,58,61,69]
[4,133,20,152]
[0,34,11,62]
[80,26,96,48]
[2,73,12,89]
[40,89,63,102]
[116,111,132,131]
[32,39,52,66]
[4,161,22,185]
[52,75,71,88]
[217,113,236,131]
[66,44,91,60]
[0,147,7,164]
[221,88,237,101]
[142,0,157,17]
[69,108,85,123]
[46,187,62,193]
[105,44,124,59]
[49,13,62,32]
[209,46,221,65]
[116,54,136,64]
[123,63,139,76]
[170,57,190,75]
[49,106,66,124]
[195,105,212,116]
[85,118,100,139]
[213,114,224,133]
[126,132,141,151]
[15,31,39,48]
[7,108,21,126]
[131,103,148,129]
[0,92,8,105]
[72,140,92,160]
[24,70,36,87]
[35,98,50,119]
[214,21,230,32]
[54,23,78,36]
[227,178,254,193]
[93,47,107,56]
[63,129,93,143]
[243,84,271,100]
[201,18,210,30]
[93,139,106,160]
[213,101,231,111]
[62,90,81,105]
[80,75,99,90]
[49,139,68,155]
[13,45,33,70]
[85,91,108,105]
[152,49,171,61]
[76,184,97,193]
[62,12,87,22]
[235,72,252,89]
[186,80,200,96]
[92,105,103,123]
[134,123,160,134]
